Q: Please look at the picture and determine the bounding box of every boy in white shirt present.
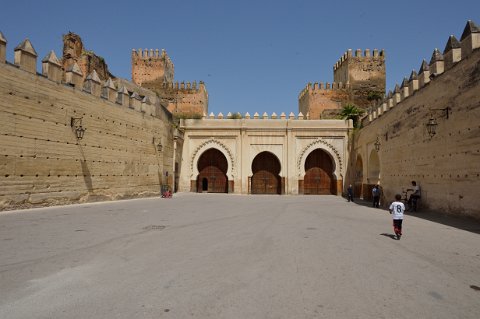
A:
[389,194,405,240]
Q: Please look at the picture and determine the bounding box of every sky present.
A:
[1,0,479,116]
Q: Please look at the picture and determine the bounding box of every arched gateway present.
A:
[251,152,281,194]
[196,148,228,193]
[303,149,336,194]
[179,119,351,195]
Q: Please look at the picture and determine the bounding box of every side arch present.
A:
[297,139,342,179]
[191,139,234,180]
[297,139,343,195]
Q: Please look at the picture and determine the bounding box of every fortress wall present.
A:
[349,37,480,219]
[0,49,174,210]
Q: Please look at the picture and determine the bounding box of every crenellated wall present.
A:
[298,82,350,119]
[348,20,480,219]
[0,35,177,210]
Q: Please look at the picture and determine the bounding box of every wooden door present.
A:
[251,152,281,194]
[304,149,334,195]
[197,149,228,193]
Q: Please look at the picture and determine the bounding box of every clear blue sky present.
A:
[1,0,479,116]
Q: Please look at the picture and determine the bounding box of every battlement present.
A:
[161,80,206,92]
[0,33,162,118]
[363,20,480,124]
[333,48,385,72]
[204,111,310,120]
[298,82,349,100]
[131,47,174,86]
[131,48,173,66]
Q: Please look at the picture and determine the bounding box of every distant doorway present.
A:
[303,149,335,195]
[202,178,208,192]
[197,148,228,193]
[251,152,281,194]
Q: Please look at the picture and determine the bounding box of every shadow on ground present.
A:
[343,196,480,235]
[380,233,398,240]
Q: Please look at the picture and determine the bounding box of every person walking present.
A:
[389,194,405,240]
[347,184,354,202]
[372,185,380,208]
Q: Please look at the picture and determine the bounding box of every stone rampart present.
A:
[349,20,480,219]
[0,35,175,210]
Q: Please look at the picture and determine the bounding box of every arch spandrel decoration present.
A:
[191,139,235,179]
[297,139,342,178]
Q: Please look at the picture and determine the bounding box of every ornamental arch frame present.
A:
[297,139,342,180]
[247,147,284,177]
[191,139,235,180]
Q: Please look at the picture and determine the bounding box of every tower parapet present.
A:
[333,48,385,108]
[298,81,350,120]
[131,48,174,87]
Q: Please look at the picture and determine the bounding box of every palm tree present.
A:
[339,103,364,128]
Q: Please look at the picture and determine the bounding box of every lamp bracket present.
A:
[430,107,450,119]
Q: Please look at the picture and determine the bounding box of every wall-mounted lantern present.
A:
[426,107,450,138]
[71,117,86,140]
[374,136,381,151]
[426,116,438,138]
[156,142,163,152]
[153,137,163,152]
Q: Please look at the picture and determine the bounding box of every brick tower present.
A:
[131,48,208,116]
[131,48,174,88]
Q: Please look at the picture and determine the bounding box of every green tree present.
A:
[367,91,383,102]
[339,104,365,128]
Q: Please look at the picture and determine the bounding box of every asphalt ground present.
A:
[1,193,479,318]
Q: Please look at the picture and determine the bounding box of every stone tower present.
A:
[131,48,174,88]
[131,48,208,116]
[333,49,386,107]
[299,48,386,119]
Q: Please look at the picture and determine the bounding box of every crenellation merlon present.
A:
[460,20,480,55]
[41,50,62,83]
[429,48,444,76]
[14,38,38,74]
[444,35,462,70]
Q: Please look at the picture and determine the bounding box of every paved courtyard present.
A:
[1,194,479,319]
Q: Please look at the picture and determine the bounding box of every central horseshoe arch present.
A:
[251,151,281,194]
